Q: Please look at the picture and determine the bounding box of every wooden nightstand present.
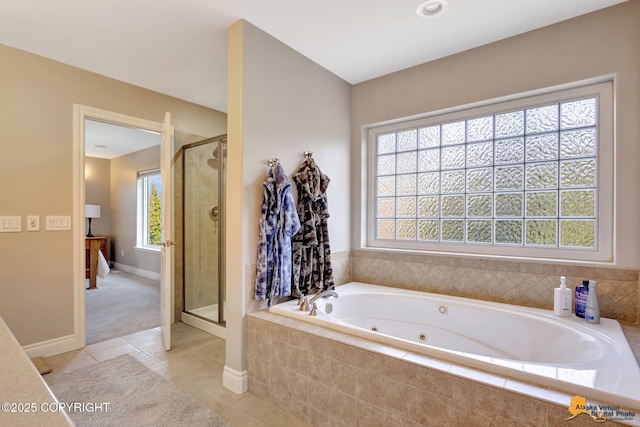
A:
[85,236,109,289]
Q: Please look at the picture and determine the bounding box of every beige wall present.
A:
[0,43,226,346]
[110,146,161,273]
[225,20,352,385]
[84,157,112,239]
[238,20,352,311]
[352,2,640,269]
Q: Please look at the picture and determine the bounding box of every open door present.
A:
[160,112,174,351]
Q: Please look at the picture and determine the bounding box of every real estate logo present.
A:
[565,396,636,423]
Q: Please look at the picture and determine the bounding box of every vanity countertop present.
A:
[0,316,73,426]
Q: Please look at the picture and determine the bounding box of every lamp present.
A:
[85,204,101,237]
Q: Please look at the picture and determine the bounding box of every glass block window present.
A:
[368,81,613,260]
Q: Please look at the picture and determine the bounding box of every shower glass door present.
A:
[182,137,226,325]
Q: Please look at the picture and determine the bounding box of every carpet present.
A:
[86,269,161,345]
[46,355,232,427]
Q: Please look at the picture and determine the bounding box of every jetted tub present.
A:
[269,282,640,411]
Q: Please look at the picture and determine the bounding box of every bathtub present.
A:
[269,282,640,411]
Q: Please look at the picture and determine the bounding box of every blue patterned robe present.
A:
[255,164,301,306]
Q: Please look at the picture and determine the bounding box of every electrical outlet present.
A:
[121,249,125,257]
[27,215,40,231]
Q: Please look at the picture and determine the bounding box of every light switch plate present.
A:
[27,215,40,231]
[0,216,21,232]
[45,216,71,231]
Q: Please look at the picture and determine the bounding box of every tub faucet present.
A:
[309,290,338,304]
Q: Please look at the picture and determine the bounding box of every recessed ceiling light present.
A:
[416,0,449,17]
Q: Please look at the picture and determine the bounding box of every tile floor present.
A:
[43,323,311,427]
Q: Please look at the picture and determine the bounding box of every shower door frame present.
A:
[180,135,227,329]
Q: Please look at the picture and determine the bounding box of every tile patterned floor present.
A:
[43,323,311,427]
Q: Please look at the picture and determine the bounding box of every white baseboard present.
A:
[180,312,226,340]
[22,334,79,358]
[111,262,161,281]
[223,366,248,394]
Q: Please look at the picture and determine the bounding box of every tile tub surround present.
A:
[247,311,640,427]
[352,250,640,324]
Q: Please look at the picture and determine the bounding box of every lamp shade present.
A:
[85,204,101,219]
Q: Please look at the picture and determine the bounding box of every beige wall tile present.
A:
[415,389,453,427]
[451,406,497,426]
[331,359,357,395]
[383,378,417,420]
[246,354,270,385]
[414,367,456,397]
[308,352,332,385]
[287,371,310,402]
[331,391,358,425]
[356,347,389,373]
[384,355,422,385]
[355,398,385,427]
[307,381,333,412]
[497,391,547,426]
[330,341,361,365]
[287,344,309,372]
[452,378,507,414]
[355,368,387,406]
[270,363,288,395]
[383,410,416,427]
[305,406,333,427]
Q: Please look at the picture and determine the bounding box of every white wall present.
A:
[225,19,352,392]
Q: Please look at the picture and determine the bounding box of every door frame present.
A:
[72,104,171,349]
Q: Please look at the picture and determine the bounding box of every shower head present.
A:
[212,144,226,160]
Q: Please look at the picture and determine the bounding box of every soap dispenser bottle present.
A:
[585,280,600,324]
[554,276,572,317]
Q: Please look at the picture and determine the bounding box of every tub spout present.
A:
[309,290,338,304]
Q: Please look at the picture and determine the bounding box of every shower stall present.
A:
[179,135,226,337]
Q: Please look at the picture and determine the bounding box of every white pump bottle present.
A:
[554,276,572,317]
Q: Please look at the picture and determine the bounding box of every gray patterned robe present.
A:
[291,159,334,296]
[255,164,300,306]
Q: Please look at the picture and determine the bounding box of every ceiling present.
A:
[0,0,626,158]
[84,120,161,159]
[0,0,626,114]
